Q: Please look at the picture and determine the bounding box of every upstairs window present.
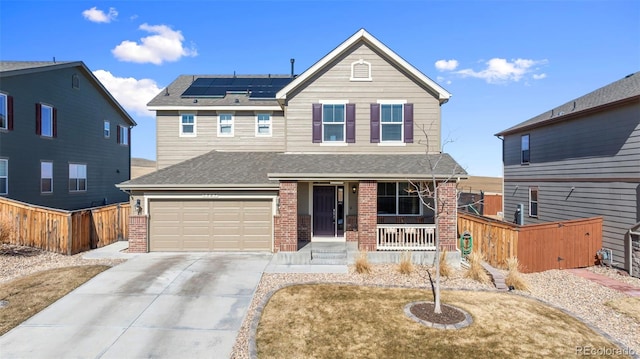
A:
[36,103,56,138]
[69,163,87,192]
[180,114,196,137]
[0,159,7,195]
[104,121,110,138]
[72,74,80,89]
[312,103,355,144]
[0,93,13,130]
[117,125,129,145]
[322,104,345,142]
[218,114,234,137]
[371,102,413,144]
[529,187,538,217]
[377,182,421,216]
[521,134,530,164]
[256,114,271,136]
[41,161,53,193]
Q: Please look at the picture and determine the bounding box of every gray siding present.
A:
[0,66,131,210]
[156,110,285,169]
[503,101,640,268]
[285,42,441,154]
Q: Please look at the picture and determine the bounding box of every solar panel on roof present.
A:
[181,76,294,98]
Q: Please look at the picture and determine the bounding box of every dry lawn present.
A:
[605,297,640,322]
[0,265,109,335]
[257,284,630,359]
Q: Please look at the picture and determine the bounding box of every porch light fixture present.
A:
[135,199,142,215]
[352,185,357,194]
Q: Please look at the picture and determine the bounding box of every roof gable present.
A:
[496,71,640,136]
[0,61,137,126]
[275,29,451,104]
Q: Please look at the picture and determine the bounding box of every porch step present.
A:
[310,243,348,265]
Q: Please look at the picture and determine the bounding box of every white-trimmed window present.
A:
[40,104,54,137]
[69,163,87,192]
[0,93,7,130]
[104,121,110,138]
[377,182,421,216]
[0,159,7,195]
[350,59,372,81]
[529,187,538,217]
[256,113,271,136]
[521,134,530,164]
[180,114,196,137]
[218,114,234,137]
[380,103,403,142]
[322,104,345,142]
[117,126,129,145]
[41,161,53,193]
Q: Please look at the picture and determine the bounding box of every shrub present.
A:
[398,251,413,275]
[0,218,14,244]
[355,251,371,274]
[505,257,530,291]
[439,248,452,278]
[465,251,491,284]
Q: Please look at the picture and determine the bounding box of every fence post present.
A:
[67,214,73,255]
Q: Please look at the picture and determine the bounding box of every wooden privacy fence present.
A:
[0,197,130,255]
[458,212,602,273]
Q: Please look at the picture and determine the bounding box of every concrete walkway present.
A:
[567,268,640,297]
[0,247,273,358]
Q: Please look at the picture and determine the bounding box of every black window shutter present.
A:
[117,125,121,144]
[370,103,380,143]
[7,96,13,130]
[52,107,57,138]
[346,103,356,143]
[312,103,322,143]
[35,103,42,135]
[404,103,413,143]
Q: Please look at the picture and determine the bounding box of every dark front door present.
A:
[313,186,336,236]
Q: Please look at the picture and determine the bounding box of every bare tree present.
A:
[409,126,464,314]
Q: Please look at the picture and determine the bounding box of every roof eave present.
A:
[117,183,279,191]
[268,173,467,181]
[147,105,283,111]
[495,95,640,136]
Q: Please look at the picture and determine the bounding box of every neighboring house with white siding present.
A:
[0,61,136,210]
[118,29,466,256]
[495,72,640,277]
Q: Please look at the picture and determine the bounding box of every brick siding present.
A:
[437,181,458,251]
[128,215,148,253]
[358,181,377,251]
[274,181,298,252]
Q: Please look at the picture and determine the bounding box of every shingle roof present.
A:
[147,75,291,108]
[496,72,640,136]
[118,151,467,190]
[0,61,77,73]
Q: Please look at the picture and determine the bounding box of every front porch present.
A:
[274,180,458,255]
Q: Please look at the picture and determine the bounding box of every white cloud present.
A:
[435,59,459,72]
[533,73,547,80]
[455,58,548,84]
[93,70,161,118]
[111,23,197,65]
[82,7,118,23]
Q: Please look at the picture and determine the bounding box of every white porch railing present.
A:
[376,224,436,251]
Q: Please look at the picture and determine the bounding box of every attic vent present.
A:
[350,59,372,81]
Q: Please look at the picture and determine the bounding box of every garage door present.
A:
[149,199,273,251]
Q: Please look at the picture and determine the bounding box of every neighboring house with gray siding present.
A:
[495,72,640,276]
[0,61,136,210]
[119,29,466,255]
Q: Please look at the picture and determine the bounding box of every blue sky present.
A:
[1,0,638,177]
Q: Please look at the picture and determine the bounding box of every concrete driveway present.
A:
[0,251,273,358]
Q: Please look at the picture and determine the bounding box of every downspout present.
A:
[495,135,505,220]
[628,221,640,277]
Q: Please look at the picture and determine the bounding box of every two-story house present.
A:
[0,61,136,210]
[118,29,466,255]
[496,72,640,277]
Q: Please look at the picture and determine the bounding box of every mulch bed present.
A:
[410,302,466,325]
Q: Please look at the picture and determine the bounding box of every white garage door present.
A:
[149,199,272,251]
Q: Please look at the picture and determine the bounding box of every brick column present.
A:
[437,181,458,251]
[358,180,377,251]
[274,181,298,252]
[128,215,148,253]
